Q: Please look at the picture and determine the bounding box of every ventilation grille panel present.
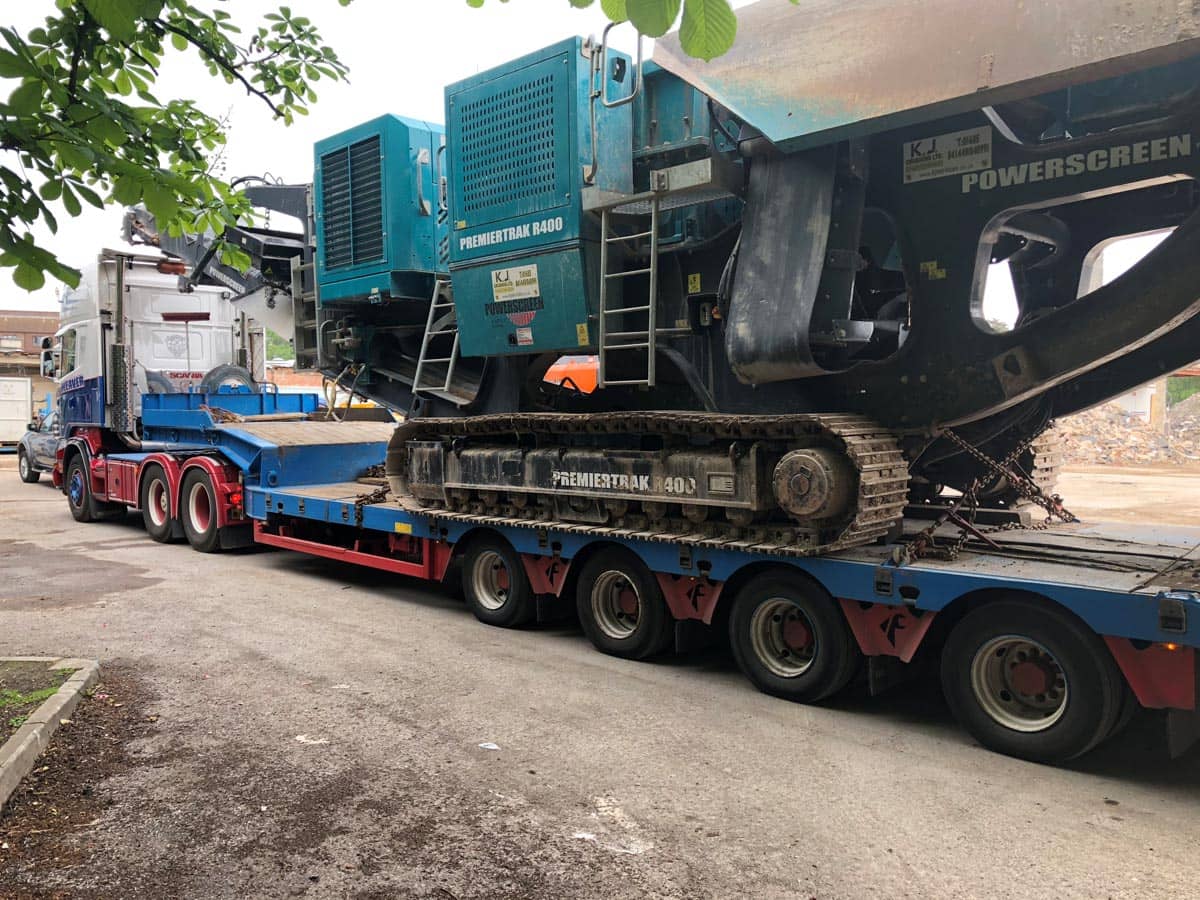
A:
[452,56,568,227]
[320,134,384,269]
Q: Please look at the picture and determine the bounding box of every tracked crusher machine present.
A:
[129,0,1200,556]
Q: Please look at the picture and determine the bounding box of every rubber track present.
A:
[391,412,909,558]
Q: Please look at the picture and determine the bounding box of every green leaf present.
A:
[627,0,680,37]
[12,263,45,292]
[600,0,627,20]
[61,184,82,217]
[679,0,737,61]
[142,183,179,221]
[74,183,104,209]
[171,31,188,51]
[39,180,63,201]
[219,245,252,271]
[81,0,160,42]
[112,174,144,206]
[7,80,43,116]
[86,115,127,147]
[0,49,31,78]
[56,143,93,170]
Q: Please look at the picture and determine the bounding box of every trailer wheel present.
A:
[139,466,176,543]
[576,548,674,660]
[462,536,535,628]
[941,599,1125,763]
[180,469,221,553]
[729,571,859,703]
[18,449,39,483]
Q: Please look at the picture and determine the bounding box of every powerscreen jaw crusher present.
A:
[133,0,1200,554]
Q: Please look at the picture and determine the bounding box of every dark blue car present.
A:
[18,411,59,484]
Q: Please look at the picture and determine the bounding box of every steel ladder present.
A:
[412,278,461,397]
[598,196,660,389]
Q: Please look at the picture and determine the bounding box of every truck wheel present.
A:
[461,536,536,628]
[180,469,221,553]
[65,455,96,522]
[941,599,1125,763]
[728,571,859,703]
[576,548,674,660]
[18,449,40,483]
[140,466,176,543]
[65,454,124,522]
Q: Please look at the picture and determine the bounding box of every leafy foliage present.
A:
[469,0,798,61]
[1168,375,1200,408]
[0,1,351,291]
[266,327,295,361]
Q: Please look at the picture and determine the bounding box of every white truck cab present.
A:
[56,250,265,434]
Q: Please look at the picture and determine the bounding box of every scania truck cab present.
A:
[54,250,261,431]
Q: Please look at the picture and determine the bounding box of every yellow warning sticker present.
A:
[687,273,702,293]
[919,260,947,280]
[393,522,413,535]
[576,322,590,346]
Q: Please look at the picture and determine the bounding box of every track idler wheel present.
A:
[772,449,855,522]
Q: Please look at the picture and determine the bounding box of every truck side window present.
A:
[60,329,77,374]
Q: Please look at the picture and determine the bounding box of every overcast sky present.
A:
[2,0,658,311]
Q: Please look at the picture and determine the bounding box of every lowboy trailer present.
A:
[54,390,1200,765]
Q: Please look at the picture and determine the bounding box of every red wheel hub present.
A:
[782,617,813,651]
[495,565,510,590]
[618,588,638,616]
[1009,659,1054,696]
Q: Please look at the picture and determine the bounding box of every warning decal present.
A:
[903,126,991,185]
[491,264,540,302]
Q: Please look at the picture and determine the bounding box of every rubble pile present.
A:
[1055,398,1200,466]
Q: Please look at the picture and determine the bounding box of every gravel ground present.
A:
[1,457,1200,898]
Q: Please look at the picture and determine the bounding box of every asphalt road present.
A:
[2,458,1200,899]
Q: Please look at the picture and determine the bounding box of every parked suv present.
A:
[18,412,59,483]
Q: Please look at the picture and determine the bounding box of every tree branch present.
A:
[156,21,284,117]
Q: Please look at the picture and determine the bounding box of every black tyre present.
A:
[65,454,95,522]
[576,548,674,660]
[940,599,1125,763]
[1107,682,1139,742]
[728,571,859,703]
[198,364,259,394]
[140,465,176,543]
[180,469,221,553]
[18,449,39,483]
[461,535,536,628]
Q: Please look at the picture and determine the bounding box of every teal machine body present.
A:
[445,37,634,357]
[313,114,448,306]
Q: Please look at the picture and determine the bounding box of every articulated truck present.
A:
[50,4,1200,763]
